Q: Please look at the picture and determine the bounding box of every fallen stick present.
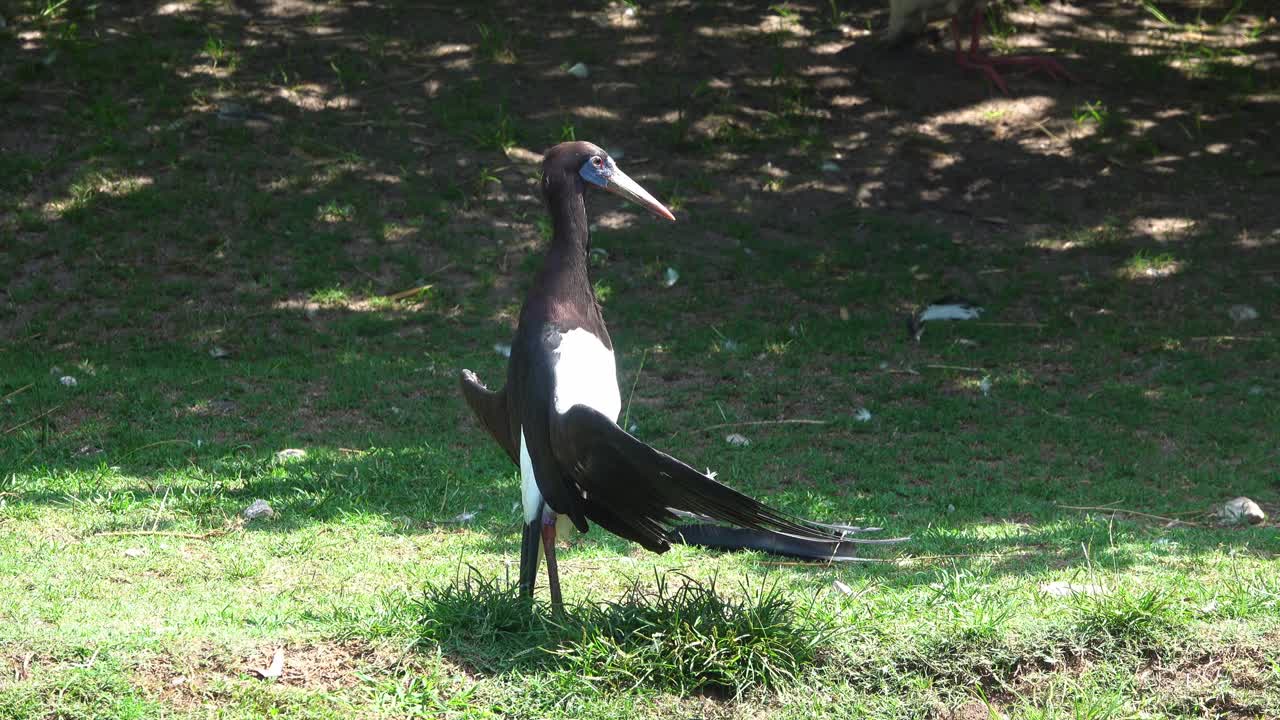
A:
[677,419,828,436]
[1057,504,1204,527]
[2,404,63,435]
[92,530,227,540]
[0,383,33,404]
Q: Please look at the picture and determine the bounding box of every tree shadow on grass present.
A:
[1,0,1277,596]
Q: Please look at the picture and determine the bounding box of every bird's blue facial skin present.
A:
[579,155,614,189]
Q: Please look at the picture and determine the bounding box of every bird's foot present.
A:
[960,52,1075,94]
[986,54,1077,84]
[955,52,1011,94]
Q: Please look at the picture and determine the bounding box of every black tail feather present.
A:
[554,405,907,556]
[670,524,902,562]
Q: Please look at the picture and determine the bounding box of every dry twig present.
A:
[2,404,63,435]
[92,529,227,540]
[1057,503,1204,527]
[675,418,828,437]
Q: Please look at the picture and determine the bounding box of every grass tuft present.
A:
[1071,586,1182,647]
[411,570,837,696]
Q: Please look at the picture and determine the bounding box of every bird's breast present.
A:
[552,327,621,421]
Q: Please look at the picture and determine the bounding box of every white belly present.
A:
[552,328,621,421]
[519,328,620,527]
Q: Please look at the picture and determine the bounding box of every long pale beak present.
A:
[605,168,676,222]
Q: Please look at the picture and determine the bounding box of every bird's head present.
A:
[542,141,675,222]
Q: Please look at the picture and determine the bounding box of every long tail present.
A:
[555,405,907,556]
[668,524,900,562]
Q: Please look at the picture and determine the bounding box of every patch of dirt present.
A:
[132,639,397,708]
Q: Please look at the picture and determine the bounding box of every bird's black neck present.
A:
[546,175,591,258]
[534,175,595,313]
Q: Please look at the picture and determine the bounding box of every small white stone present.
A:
[1040,581,1105,598]
[451,511,477,523]
[494,343,512,358]
[59,375,77,387]
[209,346,231,359]
[623,6,636,17]
[978,376,992,396]
[275,448,307,461]
[663,267,679,287]
[567,62,589,79]
[833,580,853,595]
[1217,496,1265,526]
[853,407,872,422]
[821,160,841,173]
[1228,304,1259,322]
[243,499,275,520]
[123,547,147,558]
[725,433,751,447]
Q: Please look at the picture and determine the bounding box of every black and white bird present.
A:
[886,0,1074,93]
[460,141,900,612]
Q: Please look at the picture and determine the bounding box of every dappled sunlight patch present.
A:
[924,96,1056,142]
[1129,216,1196,243]
[16,29,46,52]
[568,104,620,120]
[1235,227,1280,249]
[428,42,475,71]
[1119,251,1184,280]
[273,84,362,112]
[42,173,154,218]
[156,2,198,16]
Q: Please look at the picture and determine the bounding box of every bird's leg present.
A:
[540,518,564,615]
[956,7,1075,92]
[951,9,1010,94]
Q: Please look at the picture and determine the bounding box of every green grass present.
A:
[2,0,1280,717]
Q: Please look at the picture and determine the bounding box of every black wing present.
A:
[552,405,900,555]
[459,370,517,465]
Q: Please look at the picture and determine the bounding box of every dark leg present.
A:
[541,522,564,614]
[518,521,541,598]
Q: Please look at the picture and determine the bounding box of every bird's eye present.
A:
[591,156,603,168]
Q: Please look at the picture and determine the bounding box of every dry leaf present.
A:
[252,648,285,680]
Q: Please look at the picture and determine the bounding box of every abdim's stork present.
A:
[460,141,899,611]
[887,0,1073,93]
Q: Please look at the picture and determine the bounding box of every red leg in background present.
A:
[952,10,1010,94]
[951,7,1075,94]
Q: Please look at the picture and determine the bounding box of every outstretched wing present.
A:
[459,369,517,465]
[552,404,902,556]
